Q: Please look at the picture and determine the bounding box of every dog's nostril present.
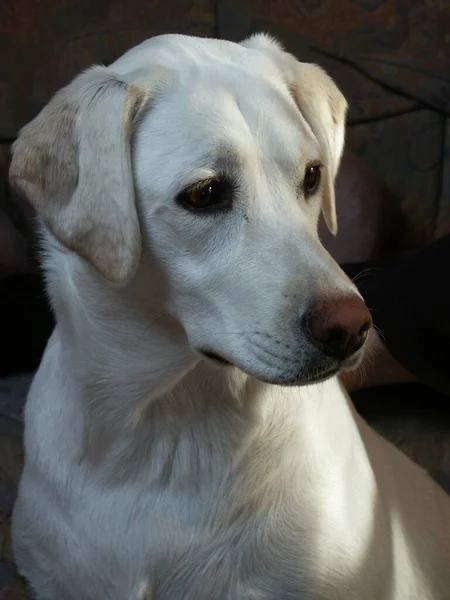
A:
[324,326,345,345]
[359,321,371,337]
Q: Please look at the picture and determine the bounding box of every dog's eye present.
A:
[177,179,231,213]
[303,165,321,196]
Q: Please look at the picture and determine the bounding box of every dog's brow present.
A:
[213,150,244,180]
[214,148,242,169]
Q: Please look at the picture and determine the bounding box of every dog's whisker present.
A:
[372,324,386,342]
[351,267,377,284]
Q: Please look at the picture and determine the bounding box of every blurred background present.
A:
[1,1,450,596]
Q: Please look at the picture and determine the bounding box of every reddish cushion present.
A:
[320,150,392,264]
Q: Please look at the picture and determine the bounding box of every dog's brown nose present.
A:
[305,295,372,360]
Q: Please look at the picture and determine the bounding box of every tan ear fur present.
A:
[10,67,150,284]
[243,34,348,235]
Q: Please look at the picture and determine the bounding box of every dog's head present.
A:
[10,34,371,386]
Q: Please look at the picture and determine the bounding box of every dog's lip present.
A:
[200,350,233,366]
[198,345,360,385]
[281,349,364,386]
[199,348,342,385]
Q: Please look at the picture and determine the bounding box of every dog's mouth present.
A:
[199,348,348,385]
[200,350,233,366]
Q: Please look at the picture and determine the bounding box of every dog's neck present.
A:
[47,255,362,488]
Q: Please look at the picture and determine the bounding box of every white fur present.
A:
[10,34,450,600]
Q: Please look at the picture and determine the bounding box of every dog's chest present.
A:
[64,475,385,600]
[121,510,391,600]
[75,494,310,599]
[20,364,391,600]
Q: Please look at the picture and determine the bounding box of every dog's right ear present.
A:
[243,34,347,236]
[10,66,155,285]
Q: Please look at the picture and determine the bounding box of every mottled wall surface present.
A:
[0,0,216,136]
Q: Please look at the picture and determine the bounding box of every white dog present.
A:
[10,33,450,600]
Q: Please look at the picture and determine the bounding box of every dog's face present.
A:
[10,34,371,385]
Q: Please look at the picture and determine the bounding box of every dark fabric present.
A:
[0,274,54,378]
[351,383,450,493]
[343,234,450,397]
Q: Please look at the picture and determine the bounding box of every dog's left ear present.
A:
[242,34,348,235]
[10,67,154,285]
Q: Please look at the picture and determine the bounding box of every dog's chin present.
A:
[256,355,363,386]
[199,338,364,387]
[256,365,341,387]
[199,349,357,386]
